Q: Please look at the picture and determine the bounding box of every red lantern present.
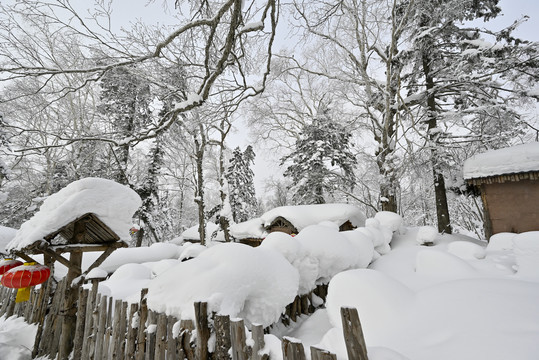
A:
[0,259,23,275]
[1,263,51,302]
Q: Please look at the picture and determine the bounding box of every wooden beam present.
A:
[39,248,76,271]
[50,242,127,254]
[14,251,39,263]
[82,245,121,276]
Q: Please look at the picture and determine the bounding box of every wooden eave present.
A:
[465,171,539,186]
[265,216,299,234]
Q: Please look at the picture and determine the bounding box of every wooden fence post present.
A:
[72,287,89,359]
[179,319,195,360]
[108,299,123,359]
[146,310,157,360]
[340,307,368,360]
[194,302,210,360]
[93,294,108,360]
[214,315,231,360]
[155,313,168,360]
[166,316,179,360]
[230,319,248,360]
[251,324,269,360]
[282,337,306,360]
[125,302,139,359]
[310,347,337,360]
[135,288,149,360]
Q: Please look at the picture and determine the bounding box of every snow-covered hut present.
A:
[463,143,539,238]
[5,177,141,359]
[260,203,366,235]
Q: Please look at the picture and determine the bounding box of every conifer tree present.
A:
[281,109,357,204]
[226,146,258,223]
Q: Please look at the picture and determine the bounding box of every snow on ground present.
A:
[463,142,539,179]
[6,177,141,251]
[2,211,539,359]
[0,315,37,360]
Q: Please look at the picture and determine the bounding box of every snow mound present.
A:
[463,142,539,179]
[487,232,515,251]
[295,225,362,284]
[146,243,299,327]
[0,315,38,360]
[7,177,141,251]
[374,211,403,232]
[415,249,477,279]
[416,226,438,245]
[447,241,486,260]
[259,232,318,295]
[513,231,539,278]
[260,204,366,232]
[325,269,414,344]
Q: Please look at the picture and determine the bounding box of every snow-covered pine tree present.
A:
[281,108,357,205]
[226,145,258,223]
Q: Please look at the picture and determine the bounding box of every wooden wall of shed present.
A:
[482,179,539,238]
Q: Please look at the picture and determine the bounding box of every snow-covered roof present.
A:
[260,204,366,232]
[463,142,539,179]
[180,222,219,241]
[6,178,141,252]
[0,226,17,254]
[229,218,267,239]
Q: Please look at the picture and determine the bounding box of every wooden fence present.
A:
[0,280,368,360]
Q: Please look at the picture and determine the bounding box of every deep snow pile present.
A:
[0,315,37,360]
[147,243,300,327]
[145,214,399,327]
[287,229,539,360]
[6,177,141,251]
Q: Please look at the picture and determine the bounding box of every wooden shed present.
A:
[463,143,539,239]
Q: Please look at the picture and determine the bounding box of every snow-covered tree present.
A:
[402,0,539,233]
[0,114,9,186]
[98,66,152,184]
[281,109,357,205]
[226,146,258,223]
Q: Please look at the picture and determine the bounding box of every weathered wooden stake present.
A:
[230,319,248,360]
[135,288,149,360]
[94,294,108,360]
[194,302,210,360]
[251,324,269,360]
[155,313,168,360]
[214,315,231,360]
[282,337,306,360]
[340,307,369,360]
[125,302,139,359]
[72,287,89,359]
[310,346,337,360]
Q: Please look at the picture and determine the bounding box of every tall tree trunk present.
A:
[218,119,232,242]
[194,125,206,245]
[422,50,452,234]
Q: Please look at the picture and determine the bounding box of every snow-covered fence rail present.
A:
[0,283,367,360]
